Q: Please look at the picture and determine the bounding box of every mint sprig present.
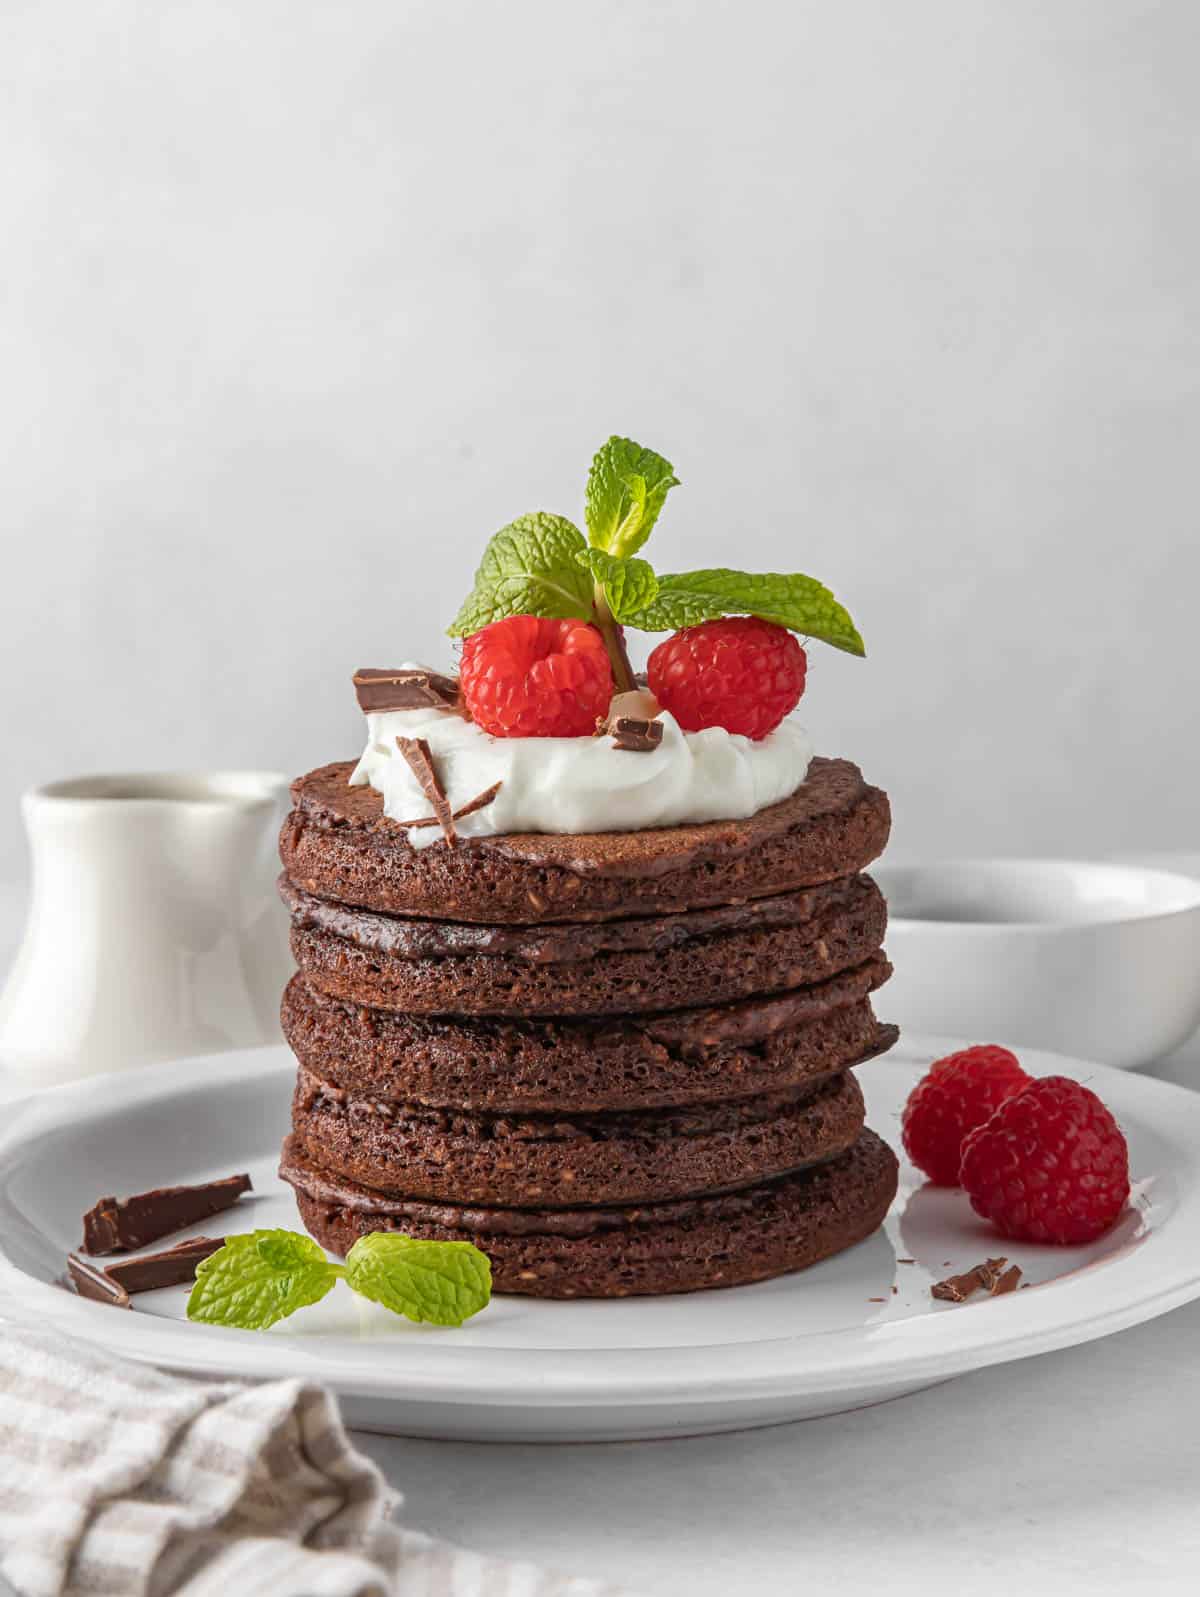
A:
[449,512,592,637]
[585,437,680,558]
[186,1228,491,1331]
[631,568,864,656]
[187,1230,338,1331]
[447,435,865,687]
[579,548,659,623]
[343,1231,492,1326]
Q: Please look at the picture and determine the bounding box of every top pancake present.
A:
[281,755,890,925]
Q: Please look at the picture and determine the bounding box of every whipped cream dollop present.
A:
[350,668,813,849]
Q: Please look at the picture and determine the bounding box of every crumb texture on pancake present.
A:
[287,874,887,1017]
[290,1069,866,1208]
[280,959,895,1111]
[280,755,891,925]
[282,1130,900,1297]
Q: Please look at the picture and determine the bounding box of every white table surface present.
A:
[3,861,1200,1597]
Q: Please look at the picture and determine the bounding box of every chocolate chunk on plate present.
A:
[931,1257,1013,1303]
[101,1235,225,1293]
[66,1254,130,1308]
[81,1173,251,1254]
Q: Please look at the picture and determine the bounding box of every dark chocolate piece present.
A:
[990,1263,1023,1296]
[101,1235,225,1293]
[398,781,503,831]
[608,715,664,753]
[81,1173,252,1254]
[931,1256,1009,1303]
[395,737,456,844]
[66,1254,131,1308]
[353,668,459,714]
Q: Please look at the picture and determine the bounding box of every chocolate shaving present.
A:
[399,781,503,831]
[606,715,664,753]
[931,1257,1009,1303]
[101,1236,225,1294]
[395,736,457,844]
[353,668,460,714]
[66,1254,131,1308]
[990,1264,1023,1296]
[81,1173,251,1255]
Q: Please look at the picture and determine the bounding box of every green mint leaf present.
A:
[447,513,593,637]
[344,1232,492,1327]
[631,568,865,656]
[579,549,659,623]
[186,1230,338,1330]
[585,437,680,558]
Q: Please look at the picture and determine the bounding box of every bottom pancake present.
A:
[279,1129,899,1299]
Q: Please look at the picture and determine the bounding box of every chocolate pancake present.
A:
[290,1066,865,1208]
[280,756,890,925]
[280,1128,899,1297]
[286,872,887,1018]
[281,958,896,1112]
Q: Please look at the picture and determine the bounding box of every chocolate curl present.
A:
[399,781,503,831]
[353,668,460,714]
[396,737,457,844]
[81,1173,252,1255]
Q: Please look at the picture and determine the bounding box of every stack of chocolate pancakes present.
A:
[277,754,900,1297]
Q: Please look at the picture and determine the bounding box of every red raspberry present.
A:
[459,615,613,738]
[647,617,806,740]
[901,1046,1028,1186]
[960,1076,1130,1245]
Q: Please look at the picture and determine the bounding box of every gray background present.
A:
[2,0,1197,880]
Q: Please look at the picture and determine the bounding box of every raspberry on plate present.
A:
[459,615,613,739]
[960,1076,1131,1245]
[647,616,806,740]
[901,1045,1028,1186]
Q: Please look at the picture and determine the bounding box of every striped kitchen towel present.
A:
[0,1327,635,1597]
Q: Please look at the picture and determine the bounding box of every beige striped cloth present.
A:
[0,1327,637,1597]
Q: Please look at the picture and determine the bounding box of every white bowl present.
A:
[871,859,1200,1070]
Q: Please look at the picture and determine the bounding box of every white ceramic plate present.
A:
[0,1039,1197,1442]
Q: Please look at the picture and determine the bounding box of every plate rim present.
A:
[1,1038,1198,1409]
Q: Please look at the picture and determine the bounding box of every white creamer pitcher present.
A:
[0,771,293,1085]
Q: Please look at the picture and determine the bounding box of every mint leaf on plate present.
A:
[343,1233,492,1326]
[580,549,659,623]
[187,1230,338,1330]
[448,513,593,637]
[632,568,865,656]
[585,437,680,559]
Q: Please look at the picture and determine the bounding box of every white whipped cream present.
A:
[350,673,813,849]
